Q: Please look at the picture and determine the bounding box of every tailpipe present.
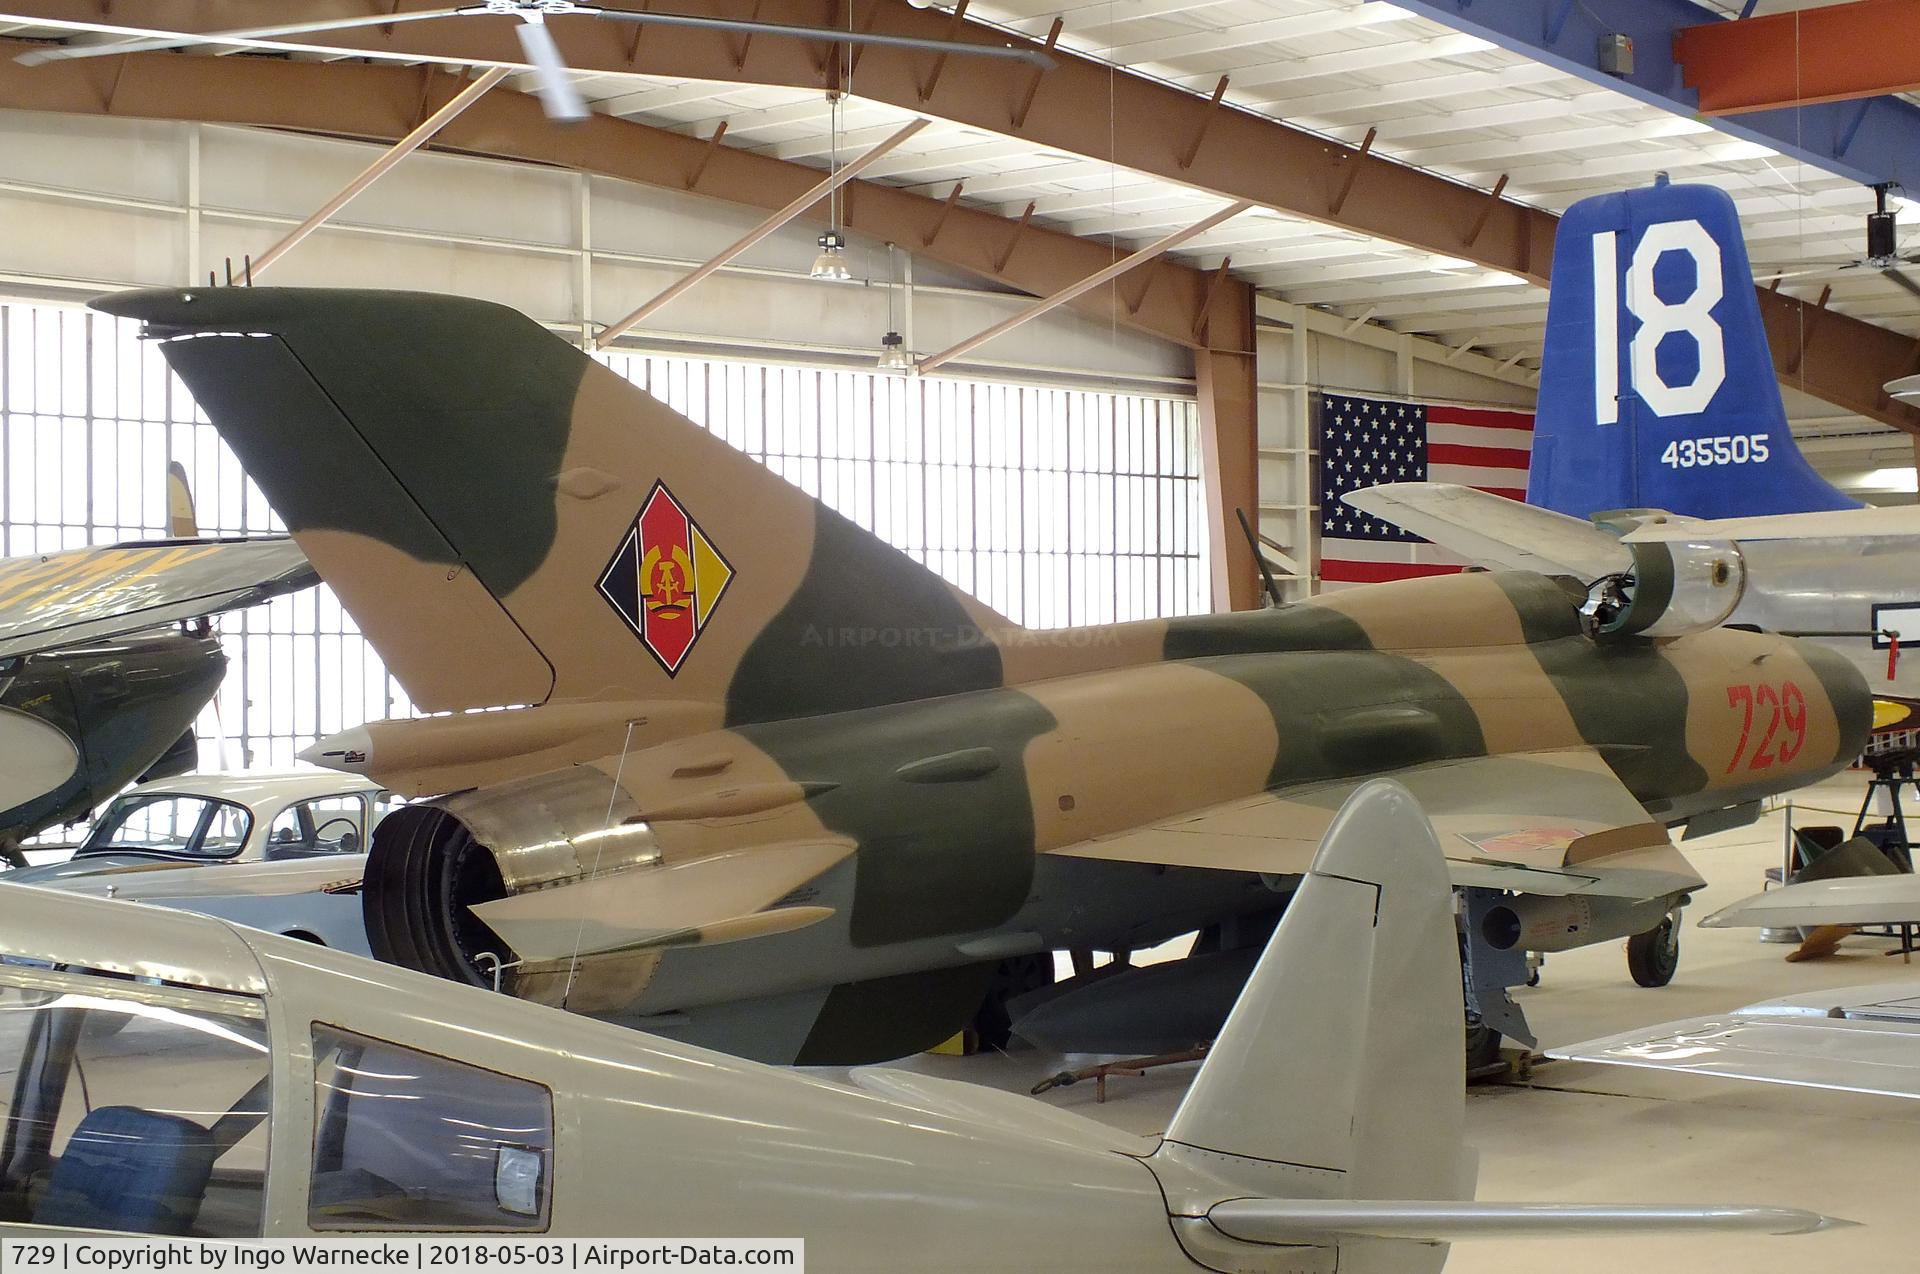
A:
[363,767,658,991]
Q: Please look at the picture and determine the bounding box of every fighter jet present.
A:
[0,463,316,861]
[0,781,1843,1262]
[1347,177,1920,710]
[93,283,1870,1065]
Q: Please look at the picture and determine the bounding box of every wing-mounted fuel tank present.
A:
[1583,529,1746,640]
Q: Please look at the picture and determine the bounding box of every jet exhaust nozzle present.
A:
[362,768,659,994]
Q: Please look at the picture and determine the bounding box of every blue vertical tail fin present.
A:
[1529,178,1857,520]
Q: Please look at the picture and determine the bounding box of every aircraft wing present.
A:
[1700,874,1920,929]
[1620,504,1920,543]
[1550,980,1920,1100]
[0,537,316,660]
[1049,747,1700,899]
[1339,483,1630,579]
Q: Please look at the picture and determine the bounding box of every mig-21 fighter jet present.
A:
[90,284,1872,1064]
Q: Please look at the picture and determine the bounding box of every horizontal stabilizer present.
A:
[1206,1199,1844,1243]
[1053,748,1700,901]
[1553,980,1920,1100]
[1620,505,1920,543]
[0,537,316,660]
[1342,483,1628,579]
[470,841,852,960]
[1702,875,1920,928]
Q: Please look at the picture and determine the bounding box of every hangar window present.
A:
[0,967,271,1237]
[309,1025,553,1231]
[595,354,1208,629]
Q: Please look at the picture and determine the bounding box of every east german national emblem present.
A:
[597,481,734,675]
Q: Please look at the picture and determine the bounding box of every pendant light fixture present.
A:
[877,242,913,371]
[810,94,853,282]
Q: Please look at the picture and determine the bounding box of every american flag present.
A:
[1317,393,1535,587]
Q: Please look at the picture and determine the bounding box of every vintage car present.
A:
[2,772,386,953]
[9,770,393,880]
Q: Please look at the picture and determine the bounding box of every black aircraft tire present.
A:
[1465,1020,1502,1073]
[1626,914,1681,988]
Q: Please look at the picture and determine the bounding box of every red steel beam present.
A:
[1197,344,1259,612]
[1676,0,1920,115]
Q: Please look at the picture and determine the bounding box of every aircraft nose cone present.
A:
[301,725,372,773]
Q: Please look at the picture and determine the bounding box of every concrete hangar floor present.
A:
[868,771,1920,1274]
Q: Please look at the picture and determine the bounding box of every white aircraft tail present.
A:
[1148,780,1843,1269]
[1157,778,1469,1199]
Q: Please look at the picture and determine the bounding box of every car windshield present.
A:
[76,795,252,860]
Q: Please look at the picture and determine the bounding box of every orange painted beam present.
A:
[1676,0,1920,116]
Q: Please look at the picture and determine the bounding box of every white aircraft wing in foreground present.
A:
[1699,874,1920,930]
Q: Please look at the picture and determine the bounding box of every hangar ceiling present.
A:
[1,0,1917,436]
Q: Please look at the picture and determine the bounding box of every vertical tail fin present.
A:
[95,289,1018,724]
[1530,178,1856,520]
[164,460,199,539]
[1157,778,1471,1201]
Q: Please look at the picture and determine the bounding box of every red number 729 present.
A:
[1726,680,1806,773]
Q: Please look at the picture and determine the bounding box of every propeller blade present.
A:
[1887,267,1920,301]
[1752,265,1837,282]
[513,18,590,123]
[1753,260,1866,283]
[584,5,1055,67]
[15,7,466,65]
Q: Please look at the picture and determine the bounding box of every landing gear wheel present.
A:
[1464,1016,1503,1075]
[1626,911,1682,988]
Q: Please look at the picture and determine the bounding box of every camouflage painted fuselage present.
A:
[412,569,1865,1061]
[96,287,1870,1065]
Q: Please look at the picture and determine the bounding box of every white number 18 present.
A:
[1591,218,1726,423]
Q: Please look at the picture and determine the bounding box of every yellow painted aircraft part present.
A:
[691,524,733,628]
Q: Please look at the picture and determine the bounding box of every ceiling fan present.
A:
[1752,183,1920,300]
[13,0,1054,123]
